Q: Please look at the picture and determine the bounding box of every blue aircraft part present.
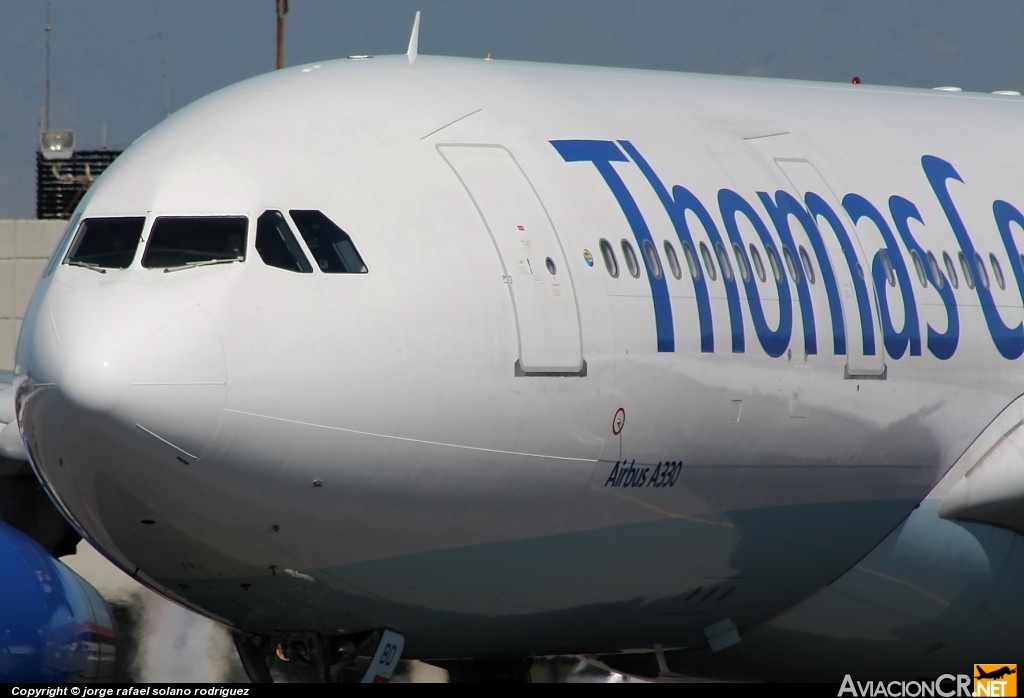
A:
[0,522,117,682]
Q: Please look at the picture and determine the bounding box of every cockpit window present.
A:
[64,217,145,271]
[256,211,313,273]
[289,210,368,274]
[142,216,247,270]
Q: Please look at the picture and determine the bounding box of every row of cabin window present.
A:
[600,237,820,287]
[598,238,1016,293]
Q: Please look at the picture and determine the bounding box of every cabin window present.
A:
[65,217,146,271]
[732,242,750,282]
[909,250,927,287]
[142,216,247,270]
[289,210,367,273]
[991,254,1006,290]
[782,245,799,283]
[959,252,975,289]
[642,239,663,280]
[878,251,896,287]
[700,242,717,281]
[927,251,944,289]
[682,242,701,280]
[664,241,682,280]
[749,244,766,282]
[256,211,313,273]
[621,240,641,278]
[715,242,734,281]
[943,252,959,289]
[599,239,619,278]
[975,253,990,289]
[765,246,783,282]
[798,246,815,284]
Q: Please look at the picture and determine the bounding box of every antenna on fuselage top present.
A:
[276,0,288,69]
[407,11,421,65]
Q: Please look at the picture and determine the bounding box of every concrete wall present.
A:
[0,220,66,368]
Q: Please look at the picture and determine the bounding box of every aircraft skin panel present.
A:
[771,157,887,377]
[439,144,583,373]
[11,55,1024,679]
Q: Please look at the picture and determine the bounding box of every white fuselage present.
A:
[15,56,1024,674]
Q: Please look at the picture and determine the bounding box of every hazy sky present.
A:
[3,1,1024,217]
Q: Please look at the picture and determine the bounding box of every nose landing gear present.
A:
[232,628,405,683]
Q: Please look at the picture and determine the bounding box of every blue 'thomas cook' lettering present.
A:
[549,140,675,353]
[922,155,1024,359]
[888,195,959,359]
[719,189,792,357]
[551,140,1020,363]
[757,191,833,356]
[843,193,922,360]
[994,200,1024,324]
[618,141,717,353]
[804,191,874,357]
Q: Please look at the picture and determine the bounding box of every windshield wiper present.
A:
[66,260,107,274]
[163,257,242,273]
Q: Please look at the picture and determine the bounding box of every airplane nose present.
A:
[46,282,227,395]
[18,282,227,540]
[57,322,131,415]
[24,281,227,452]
